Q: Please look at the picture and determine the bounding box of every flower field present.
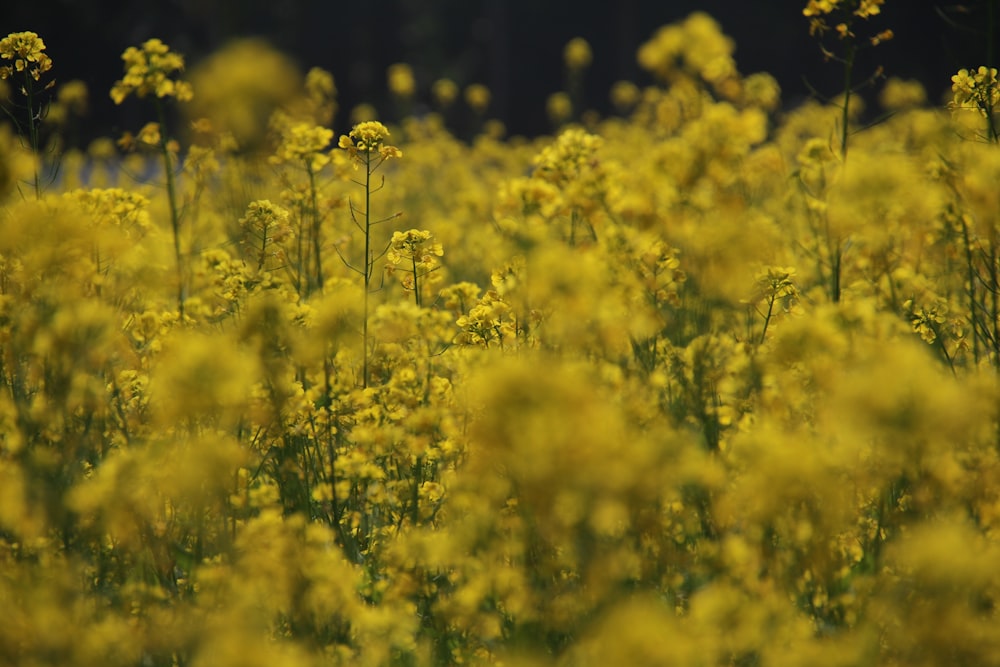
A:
[2,3,1000,665]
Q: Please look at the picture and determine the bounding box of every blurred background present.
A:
[2,0,996,142]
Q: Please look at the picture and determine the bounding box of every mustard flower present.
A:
[110,38,193,105]
[432,78,459,108]
[306,66,336,100]
[387,63,416,98]
[386,229,443,266]
[803,0,840,16]
[271,121,333,171]
[532,127,604,185]
[879,77,926,111]
[56,79,89,115]
[950,66,1000,117]
[546,92,573,125]
[564,37,593,71]
[464,83,491,114]
[337,120,402,163]
[804,0,886,37]
[610,80,641,113]
[137,122,161,148]
[386,229,444,303]
[0,31,52,82]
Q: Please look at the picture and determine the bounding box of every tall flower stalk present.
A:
[803,0,893,301]
[336,121,402,387]
[110,38,193,317]
[0,31,54,198]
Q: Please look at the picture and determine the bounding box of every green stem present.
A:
[960,213,981,365]
[759,294,776,345]
[840,39,856,160]
[14,70,43,199]
[156,99,185,319]
[308,163,324,294]
[411,255,421,307]
[363,150,372,388]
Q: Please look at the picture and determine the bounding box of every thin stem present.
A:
[308,163,324,294]
[156,99,185,319]
[26,77,41,199]
[960,213,981,365]
[363,150,372,388]
[759,294,776,345]
[840,39,856,160]
[411,255,421,307]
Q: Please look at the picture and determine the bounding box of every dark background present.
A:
[3,0,997,141]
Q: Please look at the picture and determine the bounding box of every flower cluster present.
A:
[0,31,52,82]
[270,120,333,170]
[804,0,892,42]
[110,38,193,104]
[950,66,1000,117]
[338,120,402,162]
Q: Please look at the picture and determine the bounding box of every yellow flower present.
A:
[137,122,161,147]
[610,80,640,113]
[464,83,491,113]
[854,0,884,18]
[949,66,1000,117]
[338,120,402,163]
[546,92,573,125]
[110,38,192,105]
[564,37,593,70]
[0,31,52,82]
[387,62,416,98]
[56,79,88,115]
[803,0,840,16]
[432,78,459,108]
[271,121,333,170]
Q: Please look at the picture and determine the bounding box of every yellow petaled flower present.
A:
[879,77,926,111]
[870,28,894,46]
[56,79,88,115]
[137,122,161,147]
[338,120,402,164]
[387,63,416,98]
[432,78,459,108]
[110,38,193,105]
[533,127,603,185]
[464,83,491,113]
[950,66,1000,117]
[305,66,336,99]
[271,121,333,170]
[386,229,443,266]
[854,0,884,18]
[0,31,52,82]
[610,80,640,113]
[564,37,593,70]
[803,0,840,16]
[547,92,573,125]
[350,121,390,149]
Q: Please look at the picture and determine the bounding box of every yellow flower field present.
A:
[1,4,1000,665]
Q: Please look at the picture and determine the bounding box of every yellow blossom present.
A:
[110,38,192,105]
[564,37,593,70]
[0,31,52,82]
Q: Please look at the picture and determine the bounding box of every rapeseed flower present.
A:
[110,38,192,104]
[0,31,52,82]
[563,37,593,71]
[338,120,402,162]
